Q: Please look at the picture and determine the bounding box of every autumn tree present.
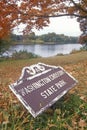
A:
[0,0,19,39]
[78,18,87,44]
[0,0,87,43]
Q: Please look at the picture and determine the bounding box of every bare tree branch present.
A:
[34,13,87,18]
[70,0,87,14]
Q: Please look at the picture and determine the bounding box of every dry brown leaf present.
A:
[79,119,87,128]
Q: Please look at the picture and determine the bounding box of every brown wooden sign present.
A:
[9,63,77,118]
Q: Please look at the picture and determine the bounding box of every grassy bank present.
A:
[0,51,87,130]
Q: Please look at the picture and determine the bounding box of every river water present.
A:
[4,43,82,57]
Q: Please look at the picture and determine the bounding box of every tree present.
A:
[0,39,11,56]
[0,0,87,43]
[0,0,18,39]
[78,18,87,44]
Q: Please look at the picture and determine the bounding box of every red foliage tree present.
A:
[0,0,87,43]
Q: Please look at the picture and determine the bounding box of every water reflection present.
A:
[5,43,82,57]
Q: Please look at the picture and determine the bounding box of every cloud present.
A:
[34,17,81,36]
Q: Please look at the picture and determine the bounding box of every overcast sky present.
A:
[34,17,82,36]
[14,16,82,36]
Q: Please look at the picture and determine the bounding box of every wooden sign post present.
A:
[9,63,77,118]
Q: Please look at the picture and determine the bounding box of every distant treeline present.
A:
[10,32,78,44]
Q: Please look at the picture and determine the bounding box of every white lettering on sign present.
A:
[55,80,66,89]
[18,77,51,96]
[41,85,57,99]
[18,70,65,96]
[40,80,66,99]
[26,64,45,75]
[49,70,64,80]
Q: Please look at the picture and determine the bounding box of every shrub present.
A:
[80,43,87,50]
[0,39,11,56]
[11,50,39,59]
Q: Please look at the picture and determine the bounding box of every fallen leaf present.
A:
[79,119,86,128]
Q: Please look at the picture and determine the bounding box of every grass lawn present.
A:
[0,51,87,130]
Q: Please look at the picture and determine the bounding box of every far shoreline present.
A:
[12,42,81,45]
